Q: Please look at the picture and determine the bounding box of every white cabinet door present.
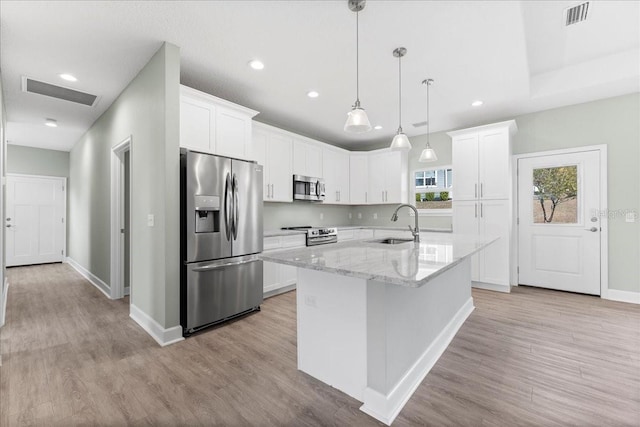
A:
[452,200,480,281]
[349,154,368,204]
[356,229,374,240]
[324,148,349,204]
[293,141,323,178]
[263,261,280,294]
[478,129,509,200]
[384,150,404,203]
[180,96,214,153]
[451,134,479,201]
[252,129,269,201]
[478,199,510,286]
[216,106,251,160]
[267,133,293,202]
[368,152,385,204]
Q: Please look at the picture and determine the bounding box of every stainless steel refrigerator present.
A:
[180,149,263,336]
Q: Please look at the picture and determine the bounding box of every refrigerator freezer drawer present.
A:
[185,256,263,333]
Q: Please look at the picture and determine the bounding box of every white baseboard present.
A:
[603,288,640,304]
[65,257,112,299]
[472,281,511,293]
[129,303,184,347]
[264,283,296,299]
[0,278,8,328]
[360,297,475,426]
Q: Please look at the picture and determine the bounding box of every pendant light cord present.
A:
[356,10,359,104]
[426,80,430,145]
[398,54,402,132]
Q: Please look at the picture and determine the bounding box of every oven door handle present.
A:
[307,235,337,245]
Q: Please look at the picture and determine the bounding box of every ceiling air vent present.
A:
[412,120,427,128]
[565,2,589,26]
[21,76,98,107]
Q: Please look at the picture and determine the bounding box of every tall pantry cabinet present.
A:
[449,120,517,292]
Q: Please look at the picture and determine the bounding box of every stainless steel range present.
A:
[281,226,338,246]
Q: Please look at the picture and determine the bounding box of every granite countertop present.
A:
[264,225,451,237]
[259,232,497,287]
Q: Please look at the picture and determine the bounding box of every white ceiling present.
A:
[1,1,638,152]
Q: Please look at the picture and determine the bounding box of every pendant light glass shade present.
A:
[344,0,371,133]
[418,144,437,162]
[344,104,372,133]
[390,131,412,150]
[418,78,437,162]
[390,47,411,151]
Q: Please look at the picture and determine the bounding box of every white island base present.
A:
[296,257,474,425]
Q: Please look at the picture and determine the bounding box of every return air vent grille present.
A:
[21,77,98,107]
[565,2,589,26]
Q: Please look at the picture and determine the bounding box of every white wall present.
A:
[69,42,181,329]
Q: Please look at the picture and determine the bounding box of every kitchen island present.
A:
[260,232,497,425]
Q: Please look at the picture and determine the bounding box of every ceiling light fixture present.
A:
[471,100,483,107]
[344,0,371,133]
[307,90,319,98]
[59,73,77,82]
[419,79,438,163]
[45,118,58,128]
[248,60,264,70]
[390,47,411,151]
[374,125,382,130]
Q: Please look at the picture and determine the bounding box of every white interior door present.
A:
[518,151,601,295]
[6,175,66,267]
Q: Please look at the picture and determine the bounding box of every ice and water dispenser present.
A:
[194,195,220,233]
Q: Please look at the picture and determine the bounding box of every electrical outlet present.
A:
[373,213,378,220]
[147,214,155,227]
[349,212,353,219]
[358,212,362,219]
[626,212,637,223]
[320,212,324,220]
[305,295,317,307]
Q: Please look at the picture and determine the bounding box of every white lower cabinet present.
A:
[262,234,305,297]
[453,199,511,289]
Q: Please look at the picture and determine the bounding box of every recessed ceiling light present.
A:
[248,60,264,70]
[471,100,483,107]
[307,91,319,98]
[59,73,77,82]
[45,118,58,127]
[374,125,383,130]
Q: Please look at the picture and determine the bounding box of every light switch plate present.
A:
[147,214,155,227]
[358,212,362,219]
[373,213,378,219]
[348,212,353,219]
[319,212,324,220]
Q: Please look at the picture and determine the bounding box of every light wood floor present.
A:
[1,263,639,426]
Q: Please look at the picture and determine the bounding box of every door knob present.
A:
[6,218,11,221]
[6,224,11,228]
[586,227,598,232]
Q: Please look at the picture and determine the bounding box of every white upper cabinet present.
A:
[368,149,408,204]
[322,147,350,204]
[293,139,323,178]
[449,120,516,201]
[349,153,369,204]
[252,123,293,203]
[179,85,258,160]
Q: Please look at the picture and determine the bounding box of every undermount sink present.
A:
[374,238,414,245]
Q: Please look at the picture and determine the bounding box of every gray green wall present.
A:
[69,42,181,328]
[7,145,69,177]
[0,71,6,326]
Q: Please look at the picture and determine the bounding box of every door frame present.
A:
[110,136,131,300]
[513,144,608,298]
[5,173,67,264]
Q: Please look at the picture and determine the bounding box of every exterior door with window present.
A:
[518,151,601,295]
[6,175,66,267]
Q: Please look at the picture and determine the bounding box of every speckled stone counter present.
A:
[260,232,496,287]
[264,226,451,238]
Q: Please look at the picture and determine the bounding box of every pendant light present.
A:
[418,79,438,162]
[344,0,372,133]
[390,47,411,150]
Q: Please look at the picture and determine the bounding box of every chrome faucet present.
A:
[390,204,420,243]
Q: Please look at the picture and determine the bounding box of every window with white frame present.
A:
[414,166,453,211]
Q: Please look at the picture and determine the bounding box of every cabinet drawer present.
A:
[338,230,355,241]
[281,234,306,248]
[263,236,282,251]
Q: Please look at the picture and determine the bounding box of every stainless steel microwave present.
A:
[293,175,325,202]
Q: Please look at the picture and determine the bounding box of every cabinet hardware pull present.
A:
[480,202,483,218]
[475,183,477,198]
[385,191,388,202]
[481,183,484,198]
[475,203,477,218]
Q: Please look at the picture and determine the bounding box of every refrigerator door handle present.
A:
[191,258,261,272]
[224,172,232,240]
[232,173,239,240]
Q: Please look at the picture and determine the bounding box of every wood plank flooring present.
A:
[1,263,639,426]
